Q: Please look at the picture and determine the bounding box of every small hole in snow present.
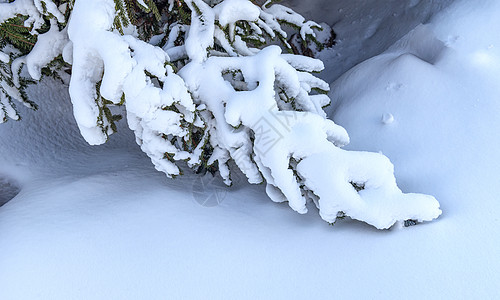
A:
[0,177,21,207]
[350,182,365,192]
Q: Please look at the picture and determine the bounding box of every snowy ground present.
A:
[1,0,500,299]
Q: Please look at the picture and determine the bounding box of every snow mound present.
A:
[330,1,500,205]
[328,0,500,295]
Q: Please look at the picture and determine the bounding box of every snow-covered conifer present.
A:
[0,0,441,228]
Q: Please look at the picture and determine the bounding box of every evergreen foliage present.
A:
[0,0,325,124]
[0,17,37,54]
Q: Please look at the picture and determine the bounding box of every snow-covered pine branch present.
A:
[0,0,68,122]
[0,0,442,229]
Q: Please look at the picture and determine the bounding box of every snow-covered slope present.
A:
[287,0,455,82]
[329,0,500,296]
[1,0,499,299]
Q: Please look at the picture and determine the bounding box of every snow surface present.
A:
[287,0,456,82]
[1,0,500,299]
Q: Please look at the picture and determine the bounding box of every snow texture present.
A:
[4,0,500,298]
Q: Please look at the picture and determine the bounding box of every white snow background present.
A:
[1,0,499,298]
